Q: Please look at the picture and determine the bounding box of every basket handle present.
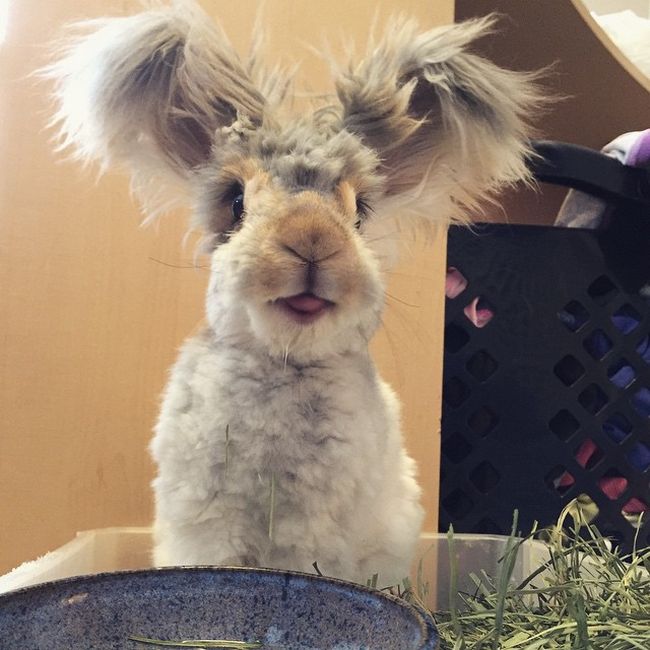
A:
[530,140,650,208]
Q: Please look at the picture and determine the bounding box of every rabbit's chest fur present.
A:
[151,330,422,583]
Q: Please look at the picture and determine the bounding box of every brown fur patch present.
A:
[336,181,358,221]
[272,192,350,263]
[236,187,370,307]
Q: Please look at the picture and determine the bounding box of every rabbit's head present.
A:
[47,2,541,361]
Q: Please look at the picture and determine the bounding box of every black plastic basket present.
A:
[439,142,650,551]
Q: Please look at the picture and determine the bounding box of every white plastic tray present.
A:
[0,528,550,611]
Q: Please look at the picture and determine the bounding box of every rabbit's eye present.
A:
[231,192,245,221]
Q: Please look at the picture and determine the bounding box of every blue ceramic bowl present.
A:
[0,567,438,649]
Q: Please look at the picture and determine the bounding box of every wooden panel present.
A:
[0,0,451,573]
[455,0,650,225]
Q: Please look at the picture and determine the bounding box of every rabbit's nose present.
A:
[282,244,311,262]
[282,237,340,265]
[274,192,350,264]
[280,222,346,264]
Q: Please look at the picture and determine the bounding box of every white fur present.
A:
[46,1,542,585]
[152,331,422,585]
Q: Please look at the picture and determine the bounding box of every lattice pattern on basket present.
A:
[439,222,650,552]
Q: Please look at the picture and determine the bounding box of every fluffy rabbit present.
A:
[47,1,540,585]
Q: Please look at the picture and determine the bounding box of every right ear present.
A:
[335,16,543,227]
[44,1,266,219]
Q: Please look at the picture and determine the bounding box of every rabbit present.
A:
[45,1,541,586]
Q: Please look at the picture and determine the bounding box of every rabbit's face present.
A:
[48,5,540,359]
[202,125,386,360]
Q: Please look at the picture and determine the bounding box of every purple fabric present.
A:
[556,309,650,480]
[626,129,650,167]
[554,131,650,494]
[555,129,650,228]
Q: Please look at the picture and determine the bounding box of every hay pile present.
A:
[428,508,650,649]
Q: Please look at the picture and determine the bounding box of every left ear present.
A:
[43,1,268,221]
[335,15,544,224]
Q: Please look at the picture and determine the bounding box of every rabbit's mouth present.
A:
[276,293,334,324]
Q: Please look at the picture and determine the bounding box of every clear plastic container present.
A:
[0,528,549,611]
[415,532,549,610]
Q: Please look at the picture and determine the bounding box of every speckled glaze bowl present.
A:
[0,567,438,649]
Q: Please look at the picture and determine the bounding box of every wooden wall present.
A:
[0,0,451,574]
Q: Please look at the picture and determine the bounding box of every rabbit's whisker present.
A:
[384,270,436,282]
[384,292,419,309]
[362,230,402,245]
[148,256,209,270]
[383,300,432,349]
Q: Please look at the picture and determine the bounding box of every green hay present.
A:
[425,505,650,650]
[129,635,261,648]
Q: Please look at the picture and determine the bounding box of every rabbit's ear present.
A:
[45,2,266,220]
[336,16,543,225]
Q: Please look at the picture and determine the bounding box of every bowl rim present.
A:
[0,565,439,648]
